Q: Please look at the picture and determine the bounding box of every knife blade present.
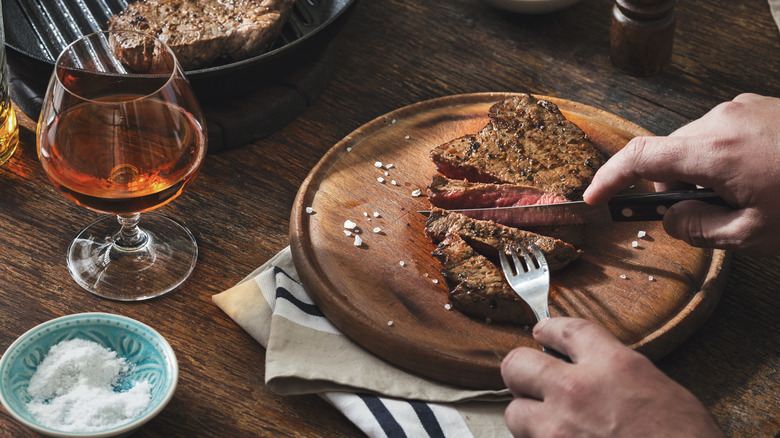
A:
[418,189,731,227]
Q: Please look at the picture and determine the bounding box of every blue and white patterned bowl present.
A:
[0,313,178,437]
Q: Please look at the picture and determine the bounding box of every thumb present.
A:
[662,200,750,249]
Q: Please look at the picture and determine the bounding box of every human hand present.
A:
[583,93,780,256]
[500,318,723,437]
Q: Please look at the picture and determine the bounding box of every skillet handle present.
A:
[607,189,732,222]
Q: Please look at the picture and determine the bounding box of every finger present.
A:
[531,317,624,362]
[500,346,564,400]
[653,180,696,192]
[731,92,763,104]
[584,135,723,204]
[584,135,679,204]
[663,201,770,252]
[504,397,544,438]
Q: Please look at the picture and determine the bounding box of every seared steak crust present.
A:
[108,0,294,70]
[433,233,536,325]
[425,208,580,272]
[427,174,569,210]
[430,94,606,200]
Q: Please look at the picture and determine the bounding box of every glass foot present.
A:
[67,213,197,300]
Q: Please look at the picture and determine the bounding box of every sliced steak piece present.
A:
[425,208,580,271]
[427,174,569,210]
[433,233,536,325]
[430,94,606,200]
[108,0,294,70]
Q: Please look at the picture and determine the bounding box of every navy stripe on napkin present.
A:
[410,400,445,438]
[274,267,325,318]
[358,394,406,438]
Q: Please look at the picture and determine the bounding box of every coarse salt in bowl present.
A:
[0,313,178,437]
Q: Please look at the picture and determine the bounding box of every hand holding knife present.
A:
[419,188,731,227]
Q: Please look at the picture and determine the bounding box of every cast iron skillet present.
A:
[2,0,357,100]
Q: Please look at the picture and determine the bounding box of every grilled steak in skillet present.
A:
[433,233,536,326]
[430,94,606,200]
[108,0,295,70]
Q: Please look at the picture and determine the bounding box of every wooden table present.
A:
[1,0,778,436]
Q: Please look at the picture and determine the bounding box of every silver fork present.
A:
[499,244,571,362]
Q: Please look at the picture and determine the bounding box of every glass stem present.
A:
[114,213,148,250]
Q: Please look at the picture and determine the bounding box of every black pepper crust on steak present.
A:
[425,208,581,272]
[433,233,536,326]
[108,0,295,70]
[430,94,606,200]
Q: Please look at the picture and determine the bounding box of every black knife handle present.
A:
[607,189,732,222]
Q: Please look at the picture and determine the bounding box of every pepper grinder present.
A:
[609,0,676,76]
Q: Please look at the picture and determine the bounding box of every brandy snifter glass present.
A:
[37,30,207,300]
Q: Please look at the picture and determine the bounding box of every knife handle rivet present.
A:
[621,208,634,218]
[656,205,668,215]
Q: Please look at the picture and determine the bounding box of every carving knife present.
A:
[418,189,731,227]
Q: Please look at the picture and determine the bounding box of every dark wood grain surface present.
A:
[1,0,778,436]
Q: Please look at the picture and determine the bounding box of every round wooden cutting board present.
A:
[289,93,730,389]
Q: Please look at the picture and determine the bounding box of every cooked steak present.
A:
[427,174,570,210]
[433,233,536,325]
[425,208,580,272]
[108,0,294,70]
[430,94,606,200]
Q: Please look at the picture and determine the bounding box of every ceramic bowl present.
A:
[480,0,582,14]
[0,313,178,437]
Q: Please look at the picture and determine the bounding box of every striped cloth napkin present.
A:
[212,246,512,438]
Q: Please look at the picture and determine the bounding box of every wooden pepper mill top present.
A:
[609,0,676,76]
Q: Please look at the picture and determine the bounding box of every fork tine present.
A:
[519,245,536,270]
[498,249,512,275]
[530,243,548,271]
[509,247,526,273]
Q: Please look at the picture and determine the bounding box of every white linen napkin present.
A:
[212,246,512,438]
[770,0,780,34]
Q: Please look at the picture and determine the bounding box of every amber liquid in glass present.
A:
[39,95,205,215]
[0,98,18,165]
